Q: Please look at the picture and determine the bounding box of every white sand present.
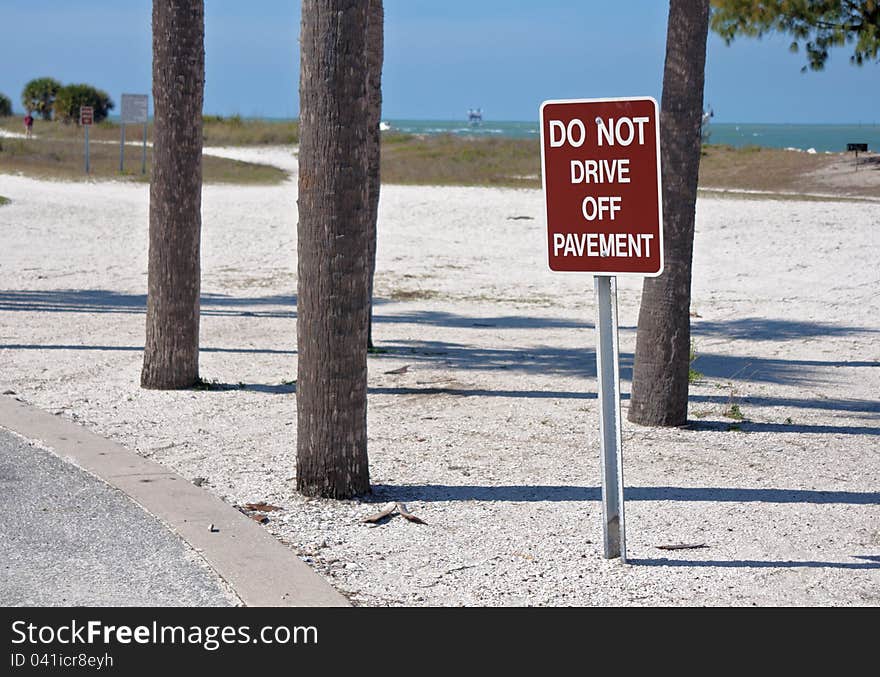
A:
[1,146,878,606]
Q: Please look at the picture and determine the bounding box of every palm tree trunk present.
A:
[366,0,384,350]
[297,0,371,498]
[628,0,709,426]
[142,0,204,390]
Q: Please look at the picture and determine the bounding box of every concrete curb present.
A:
[0,395,350,607]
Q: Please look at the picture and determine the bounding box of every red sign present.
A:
[80,106,94,126]
[540,97,663,275]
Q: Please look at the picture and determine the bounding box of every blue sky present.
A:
[1,0,877,123]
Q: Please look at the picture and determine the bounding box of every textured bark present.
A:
[142,0,204,389]
[297,0,371,498]
[628,0,709,426]
[366,0,384,350]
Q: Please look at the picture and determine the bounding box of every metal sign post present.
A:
[120,94,149,175]
[594,275,625,559]
[540,97,663,562]
[80,106,94,174]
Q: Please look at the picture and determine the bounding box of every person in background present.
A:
[24,111,34,138]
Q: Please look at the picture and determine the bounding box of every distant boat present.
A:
[467,108,483,126]
[379,121,391,132]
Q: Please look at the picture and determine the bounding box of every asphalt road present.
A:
[0,428,237,606]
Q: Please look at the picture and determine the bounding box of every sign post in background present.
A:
[120,94,149,174]
[80,106,94,174]
[540,97,663,561]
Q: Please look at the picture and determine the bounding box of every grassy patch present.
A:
[0,195,9,206]
[0,135,287,184]
[203,115,300,146]
[1,116,130,143]
[379,134,878,196]
[698,144,880,198]
[696,188,878,204]
[723,403,745,421]
[6,116,876,197]
[1,115,299,147]
[699,143,830,194]
[388,288,443,301]
[381,133,541,188]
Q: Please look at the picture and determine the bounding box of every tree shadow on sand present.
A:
[2,289,877,424]
[370,484,880,505]
[626,557,880,570]
[0,344,296,356]
[373,338,876,388]
[368,486,880,570]
[3,290,876,339]
[692,317,878,341]
[0,289,297,319]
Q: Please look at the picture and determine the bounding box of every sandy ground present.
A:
[1,146,878,606]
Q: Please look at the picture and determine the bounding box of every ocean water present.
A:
[705,123,880,153]
[383,119,880,153]
[386,119,539,139]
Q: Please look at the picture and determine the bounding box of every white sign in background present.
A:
[120,94,148,124]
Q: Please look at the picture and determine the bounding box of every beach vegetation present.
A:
[723,403,745,420]
[21,77,62,120]
[54,84,114,125]
[0,94,12,117]
[0,113,299,146]
[192,377,222,391]
[202,116,299,145]
[381,133,540,187]
[0,134,286,184]
[712,0,880,70]
[2,117,876,197]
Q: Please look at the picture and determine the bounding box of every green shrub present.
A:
[202,114,242,126]
[54,84,114,125]
[0,93,12,117]
[723,403,744,421]
[21,77,62,120]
